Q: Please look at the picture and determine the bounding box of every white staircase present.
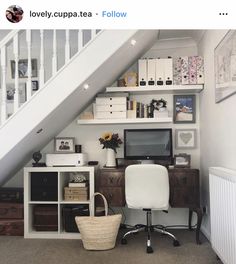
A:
[0,29,158,185]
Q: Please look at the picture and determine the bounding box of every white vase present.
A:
[106,148,116,167]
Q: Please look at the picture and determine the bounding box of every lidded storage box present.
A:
[31,172,58,201]
[0,203,24,219]
[94,96,127,119]
[64,187,88,201]
[62,205,89,232]
[33,205,58,231]
[0,187,23,203]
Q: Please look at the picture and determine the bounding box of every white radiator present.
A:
[209,167,236,264]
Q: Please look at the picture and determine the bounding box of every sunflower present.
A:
[101,132,112,141]
[99,132,122,153]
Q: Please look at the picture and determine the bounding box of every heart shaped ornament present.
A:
[180,132,192,144]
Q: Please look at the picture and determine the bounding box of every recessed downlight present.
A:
[83,83,89,90]
[131,39,137,46]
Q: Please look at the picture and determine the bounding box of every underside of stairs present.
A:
[0,29,158,185]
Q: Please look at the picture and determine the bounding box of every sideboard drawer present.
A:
[99,187,125,207]
[169,169,199,187]
[99,171,124,187]
[170,187,199,208]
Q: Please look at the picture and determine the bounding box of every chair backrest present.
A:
[125,164,169,210]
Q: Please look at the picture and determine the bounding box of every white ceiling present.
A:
[158,30,205,43]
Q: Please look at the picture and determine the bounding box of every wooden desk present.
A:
[97,167,202,244]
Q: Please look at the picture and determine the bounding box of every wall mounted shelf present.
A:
[77,117,172,125]
[106,85,204,94]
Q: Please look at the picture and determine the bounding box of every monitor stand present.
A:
[140,160,155,164]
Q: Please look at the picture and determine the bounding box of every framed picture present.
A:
[173,95,196,123]
[6,83,26,104]
[32,80,39,91]
[215,30,236,103]
[124,72,137,87]
[54,137,75,153]
[174,153,191,168]
[11,59,38,78]
[175,129,197,149]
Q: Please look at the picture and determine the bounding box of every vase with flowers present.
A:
[99,132,122,167]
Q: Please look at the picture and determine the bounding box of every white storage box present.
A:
[95,104,126,112]
[94,96,127,120]
[95,97,126,105]
[95,111,126,119]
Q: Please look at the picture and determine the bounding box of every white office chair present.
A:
[121,164,180,253]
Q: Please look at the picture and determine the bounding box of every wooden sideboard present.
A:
[97,166,202,244]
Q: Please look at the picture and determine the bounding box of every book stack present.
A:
[127,99,150,118]
[64,182,88,201]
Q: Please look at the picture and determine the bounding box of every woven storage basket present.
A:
[75,192,122,250]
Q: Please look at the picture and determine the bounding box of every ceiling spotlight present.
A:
[83,83,89,90]
[131,39,137,46]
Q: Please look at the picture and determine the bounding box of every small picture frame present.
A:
[173,95,196,123]
[6,83,26,104]
[11,59,38,79]
[54,137,75,153]
[175,129,197,149]
[174,153,191,168]
[124,72,137,87]
[32,80,39,91]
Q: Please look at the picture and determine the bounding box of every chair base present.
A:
[121,210,180,253]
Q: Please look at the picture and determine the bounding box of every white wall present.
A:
[5,36,201,227]
[40,38,200,227]
[198,30,236,239]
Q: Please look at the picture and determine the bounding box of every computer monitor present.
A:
[124,128,173,163]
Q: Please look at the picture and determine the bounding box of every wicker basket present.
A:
[75,192,122,250]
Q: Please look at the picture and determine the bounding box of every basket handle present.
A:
[91,192,108,216]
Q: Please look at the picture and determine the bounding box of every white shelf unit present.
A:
[106,85,204,94]
[77,85,203,125]
[77,117,172,125]
[24,166,95,239]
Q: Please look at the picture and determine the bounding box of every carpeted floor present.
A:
[0,230,222,264]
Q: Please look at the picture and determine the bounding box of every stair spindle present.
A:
[65,30,70,63]
[13,34,19,112]
[52,30,58,75]
[26,30,32,101]
[91,30,96,40]
[78,30,83,52]
[1,46,7,123]
[39,30,45,86]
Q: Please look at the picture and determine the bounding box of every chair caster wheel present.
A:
[173,240,180,247]
[121,238,127,245]
[146,246,153,254]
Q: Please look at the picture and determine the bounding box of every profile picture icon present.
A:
[6,5,24,23]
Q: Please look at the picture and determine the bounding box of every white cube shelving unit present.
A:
[24,166,96,239]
